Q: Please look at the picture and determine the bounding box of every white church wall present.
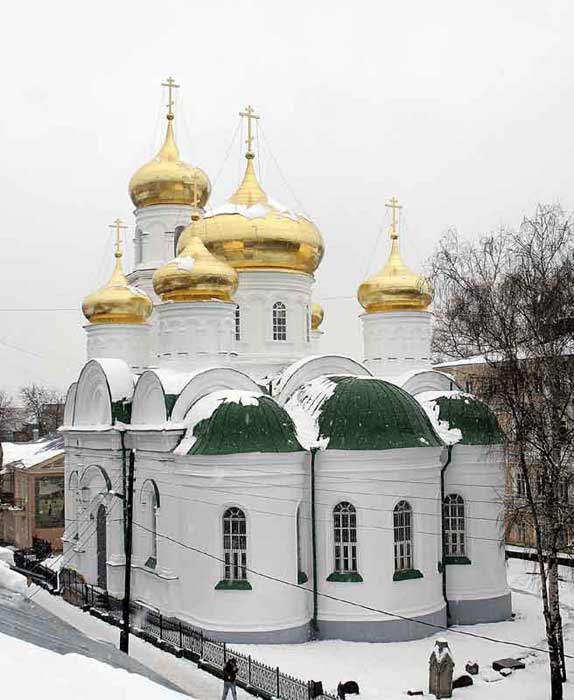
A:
[314,448,447,641]
[444,444,511,624]
[85,323,151,373]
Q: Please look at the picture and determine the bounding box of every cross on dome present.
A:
[162,76,180,119]
[239,104,260,156]
[385,196,402,240]
[109,218,128,258]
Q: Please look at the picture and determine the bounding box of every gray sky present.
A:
[1,0,572,395]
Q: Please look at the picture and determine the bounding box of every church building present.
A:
[62,80,511,643]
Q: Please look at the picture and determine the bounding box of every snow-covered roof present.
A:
[205,198,310,224]
[433,355,488,369]
[1,435,64,470]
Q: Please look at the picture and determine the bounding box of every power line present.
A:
[132,520,572,659]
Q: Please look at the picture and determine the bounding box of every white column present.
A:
[85,324,151,372]
[311,329,323,354]
[156,301,236,372]
[361,310,432,377]
[233,270,313,380]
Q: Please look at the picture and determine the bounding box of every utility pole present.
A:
[120,449,135,654]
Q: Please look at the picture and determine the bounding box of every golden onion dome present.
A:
[311,302,324,330]
[358,200,433,313]
[82,229,152,324]
[177,110,323,275]
[129,95,210,209]
[153,218,238,303]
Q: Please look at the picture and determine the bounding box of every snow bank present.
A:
[0,561,28,596]
[0,631,189,700]
[0,547,15,566]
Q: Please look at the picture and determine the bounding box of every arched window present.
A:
[223,507,247,580]
[135,228,143,265]
[393,500,413,572]
[272,301,287,341]
[333,502,357,573]
[96,504,107,589]
[443,494,465,556]
[306,305,310,343]
[141,481,159,569]
[235,305,241,341]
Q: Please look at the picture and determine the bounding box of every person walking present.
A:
[222,657,239,700]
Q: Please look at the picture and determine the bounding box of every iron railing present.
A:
[60,569,335,700]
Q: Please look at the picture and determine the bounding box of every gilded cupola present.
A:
[311,302,324,330]
[153,215,238,302]
[358,197,433,313]
[129,78,211,210]
[82,219,153,324]
[176,105,324,275]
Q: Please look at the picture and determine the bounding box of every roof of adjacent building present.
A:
[1,435,64,471]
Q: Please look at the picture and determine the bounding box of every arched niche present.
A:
[73,359,134,427]
[171,367,261,423]
[276,354,372,404]
[399,370,460,396]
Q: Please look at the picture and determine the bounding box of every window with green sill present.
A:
[330,502,362,582]
[217,507,251,590]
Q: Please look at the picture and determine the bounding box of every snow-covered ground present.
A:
[33,558,574,700]
[0,629,189,700]
[236,559,574,700]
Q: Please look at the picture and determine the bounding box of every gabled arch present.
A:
[399,369,460,396]
[276,354,373,404]
[132,371,169,425]
[63,382,77,427]
[73,359,134,427]
[171,367,261,423]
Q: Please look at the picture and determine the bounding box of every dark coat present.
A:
[223,660,238,683]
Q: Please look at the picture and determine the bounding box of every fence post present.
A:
[276,667,280,698]
[308,681,311,700]
[179,620,183,649]
[248,655,252,686]
[159,613,163,641]
[200,630,204,659]
[223,641,227,664]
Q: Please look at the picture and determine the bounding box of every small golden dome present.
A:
[311,302,324,330]
[153,219,238,303]
[129,111,210,209]
[358,200,433,313]
[82,230,152,324]
[178,106,323,275]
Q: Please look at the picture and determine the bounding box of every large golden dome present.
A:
[153,218,238,303]
[358,202,433,313]
[129,101,210,209]
[82,233,152,324]
[177,150,324,275]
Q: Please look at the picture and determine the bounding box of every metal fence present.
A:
[60,569,335,700]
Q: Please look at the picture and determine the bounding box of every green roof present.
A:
[317,376,443,450]
[433,395,504,445]
[189,395,303,455]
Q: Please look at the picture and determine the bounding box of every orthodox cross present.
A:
[385,196,402,239]
[110,218,128,257]
[162,76,180,118]
[239,104,259,156]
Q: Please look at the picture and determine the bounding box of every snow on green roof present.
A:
[416,391,504,445]
[285,375,443,451]
[177,390,303,456]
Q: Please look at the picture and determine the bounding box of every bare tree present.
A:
[19,383,64,436]
[0,391,15,434]
[429,204,574,700]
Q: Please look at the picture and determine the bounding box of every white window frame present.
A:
[393,500,413,572]
[272,301,287,341]
[443,494,465,556]
[234,305,241,341]
[333,501,358,573]
[223,507,248,581]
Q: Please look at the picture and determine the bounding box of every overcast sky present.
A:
[0,0,572,396]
